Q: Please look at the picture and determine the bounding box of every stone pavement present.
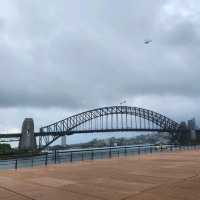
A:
[0,150,200,200]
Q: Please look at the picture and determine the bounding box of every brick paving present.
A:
[0,150,200,200]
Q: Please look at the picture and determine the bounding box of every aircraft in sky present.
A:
[144,39,152,44]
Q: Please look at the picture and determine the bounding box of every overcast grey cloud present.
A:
[0,0,200,133]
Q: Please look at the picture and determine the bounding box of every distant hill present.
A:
[49,132,171,150]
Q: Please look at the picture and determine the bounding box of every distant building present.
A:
[188,118,196,130]
[61,135,66,146]
[188,118,196,140]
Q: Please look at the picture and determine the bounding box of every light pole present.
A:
[119,100,127,106]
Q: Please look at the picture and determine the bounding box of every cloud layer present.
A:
[0,0,200,132]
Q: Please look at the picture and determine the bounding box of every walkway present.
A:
[0,150,200,200]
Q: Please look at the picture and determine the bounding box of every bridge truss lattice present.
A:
[38,106,179,149]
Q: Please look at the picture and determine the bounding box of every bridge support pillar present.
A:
[19,118,37,151]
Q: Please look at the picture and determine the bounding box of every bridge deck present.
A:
[0,150,200,199]
[0,128,181,139]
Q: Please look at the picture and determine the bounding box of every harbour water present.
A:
[0,144,194,170]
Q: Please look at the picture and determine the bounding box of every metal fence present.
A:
[0,144,199,170]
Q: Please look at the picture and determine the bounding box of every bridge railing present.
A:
[0,144,200,170]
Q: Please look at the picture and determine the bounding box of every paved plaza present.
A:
[0,150,200,200]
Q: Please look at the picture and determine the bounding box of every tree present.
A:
[0,143,11,154]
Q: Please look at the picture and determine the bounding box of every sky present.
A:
[0,0,200,144]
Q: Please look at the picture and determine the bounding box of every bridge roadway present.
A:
[0,128,180,139]
[1,128,200,138]
[0,149,200,199]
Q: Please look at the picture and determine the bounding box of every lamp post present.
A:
[120,101,126,106]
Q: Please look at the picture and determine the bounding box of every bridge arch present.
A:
[38,106,179,149]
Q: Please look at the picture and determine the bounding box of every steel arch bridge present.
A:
[38,106,179,149]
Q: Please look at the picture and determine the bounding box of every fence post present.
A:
[70,151,73,162]
[54,150,57,164]
[91,150,94,160]
[124,147,127,156]
[150,146,152,154]
[82,151,84,161]
[160,145,163,152]
[138,146,140,155]
[15,159,18,170]
[45,153,48,166]
[109,148,112,159]
[118,149,120,158]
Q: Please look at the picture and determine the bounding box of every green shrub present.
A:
[0,143,11,154]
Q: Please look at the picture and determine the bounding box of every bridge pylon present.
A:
[19,118,37,151]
